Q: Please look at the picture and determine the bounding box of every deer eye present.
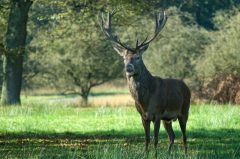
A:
[135,56,140,60]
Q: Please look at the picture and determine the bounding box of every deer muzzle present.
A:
[126,64,135,76]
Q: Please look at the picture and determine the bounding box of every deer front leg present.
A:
[154,118,160,158]
[142,118,150,154]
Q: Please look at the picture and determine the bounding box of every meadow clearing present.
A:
[0,86,240,159]
[1,1,240,158]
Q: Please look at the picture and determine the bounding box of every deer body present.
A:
[128,72,190,122]
[128,77,190,121]
[124,55,191,156]
[99,11,191,157]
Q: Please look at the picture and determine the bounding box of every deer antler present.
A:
[136,11,167,50]
[98,10,135,52]
[99,11,167,53]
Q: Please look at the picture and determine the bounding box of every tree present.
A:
[57,40,122,104]
[196,10,240,82]
[180,0,240,29]
[26,4,122,104]
[1,0,32,105]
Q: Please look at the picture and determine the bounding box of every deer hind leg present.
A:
[154,118,160,158]
[142,118,150,154]
[163,121,175,154]
[178,115,188,154]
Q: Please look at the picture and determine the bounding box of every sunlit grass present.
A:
[0,96,240,158]
[0,102,239,133]
[21,80,131,107]
[21,88,133,107]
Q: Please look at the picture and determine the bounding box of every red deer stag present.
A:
[99,11,191,157]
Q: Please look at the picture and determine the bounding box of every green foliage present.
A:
[0,0,239,103]
[144,7,209,89]
[196,10,240,79]
[26,4,122,103]
[0,0,9,93]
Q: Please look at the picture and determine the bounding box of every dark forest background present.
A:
[0,0,240,105]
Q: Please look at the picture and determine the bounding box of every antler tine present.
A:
[98,11,134,51]
[111,9,116,16]
[136,39,138,48]
[99,12,112,39]
[137,35,148,49]
[136,11,167,50]
[155,12,167,33]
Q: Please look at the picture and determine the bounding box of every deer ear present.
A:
[113,45,125,56]
[139,44,149,55]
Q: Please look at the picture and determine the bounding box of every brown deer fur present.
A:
[99,11,191,157]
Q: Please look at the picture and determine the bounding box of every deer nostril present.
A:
[126,64,134,72]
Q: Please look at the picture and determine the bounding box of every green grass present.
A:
[0,100,240,158]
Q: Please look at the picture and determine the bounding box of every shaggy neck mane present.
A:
[127,61,153,103]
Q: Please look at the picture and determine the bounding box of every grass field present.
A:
[0,94,240,158]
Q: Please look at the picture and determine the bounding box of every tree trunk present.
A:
[81,87,91,106]
[81,94,89,106]
[1,0,32,105]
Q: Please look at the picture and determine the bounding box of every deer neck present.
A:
[127,62,153,105]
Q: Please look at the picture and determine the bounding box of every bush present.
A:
[144,7,210,89]
[195,10,240,104]
[196,10,240,79]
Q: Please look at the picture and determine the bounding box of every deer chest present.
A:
[129,81,150,116]
[129,82,147,103]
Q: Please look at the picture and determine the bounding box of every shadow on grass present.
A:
[0,128,240,158]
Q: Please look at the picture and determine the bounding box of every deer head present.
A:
[99,11,167,77]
